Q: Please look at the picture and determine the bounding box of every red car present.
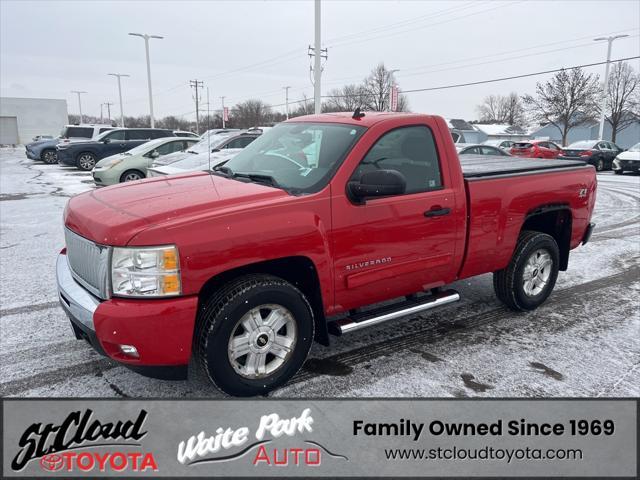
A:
[510,140,563,159]
[57,112,596,396]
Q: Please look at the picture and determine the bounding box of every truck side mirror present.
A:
[348,169,406,202]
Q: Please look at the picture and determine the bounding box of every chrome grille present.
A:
[64,227,111,299]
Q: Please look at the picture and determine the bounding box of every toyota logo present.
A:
[40,454,64,472]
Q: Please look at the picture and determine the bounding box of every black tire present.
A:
[41,149,58,164]
[76,152,97,171]
[493,231,560,311]
[120,169,145,183]
[197,274,314,396]
[614,169,623,175]
[595,158,604,171]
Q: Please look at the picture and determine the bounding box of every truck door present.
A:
[330,124,459,312]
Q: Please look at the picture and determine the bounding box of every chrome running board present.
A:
[329,289,460,335]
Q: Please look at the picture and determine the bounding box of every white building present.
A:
[0,97,68,145]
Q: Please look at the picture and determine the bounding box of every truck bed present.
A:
[460,155,588,179]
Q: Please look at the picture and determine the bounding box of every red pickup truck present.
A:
[56,112,596,396]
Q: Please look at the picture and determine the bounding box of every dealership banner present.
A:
[1,399,636,478]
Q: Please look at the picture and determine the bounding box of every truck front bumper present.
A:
[56,252,197,380]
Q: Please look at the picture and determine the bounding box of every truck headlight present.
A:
[111,245,181,297]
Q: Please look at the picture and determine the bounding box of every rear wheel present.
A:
[493,231,559,311]
[77,152,97,171]
[595,158,604,171]
[120,170,145,183]
[197,274,314,396]
[41,149,58,164]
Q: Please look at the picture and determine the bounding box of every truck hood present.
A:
[64,172,288,246]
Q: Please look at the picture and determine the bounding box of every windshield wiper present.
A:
[232,172,281,189]
[211,164,234,177]
[187,150,199,154]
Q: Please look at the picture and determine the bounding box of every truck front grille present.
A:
[64,227,111,299]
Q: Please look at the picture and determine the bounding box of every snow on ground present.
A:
[0,148,638,398]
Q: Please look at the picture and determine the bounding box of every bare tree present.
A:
[522,67,600,146]
[604,62,639,142]
[324,84,368,112]
[290,94,314,118]
[230,99,272,128]
[476,92,526,126]
[361,63,408,112]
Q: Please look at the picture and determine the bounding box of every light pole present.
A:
[594,35,629,140]
[387,69,400,111]
[220,96,226,128]
[283,86,291,119]
[71,91,87,124]
[108,73,130,127]
[313,0,321,114]
[129,32,163,128]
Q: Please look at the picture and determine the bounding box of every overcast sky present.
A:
[1,0,639,122]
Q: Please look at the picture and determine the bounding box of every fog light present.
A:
[119,344,139,358]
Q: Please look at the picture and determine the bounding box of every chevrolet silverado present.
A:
[56,112,597,396]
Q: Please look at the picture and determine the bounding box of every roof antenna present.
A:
[352,107,365,120]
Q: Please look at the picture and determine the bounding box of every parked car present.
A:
[173,130,199,138]
[147,148,243,177]
[57,128,175,171]
[57,112,596,396]
[510,140,563,159]
[200,128,240,139]
[25,124,114,164]
[457,144,511,156]
[559,140,623,171]
[92,137,199,185]
[483,139,515,151]
[151,131,261,168]
[32,135,54,142]
[612,142,640,174]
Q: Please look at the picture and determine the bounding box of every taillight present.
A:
[580,150,593,157]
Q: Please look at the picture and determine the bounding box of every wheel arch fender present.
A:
[521,204,572,271]
[196,256,330,346]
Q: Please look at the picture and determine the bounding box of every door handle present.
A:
[424,207,451,217]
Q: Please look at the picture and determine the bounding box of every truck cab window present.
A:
[352,125,442,194]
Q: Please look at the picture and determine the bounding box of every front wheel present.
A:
[77,152,97,171]
[197,274,314,396]
[120,170,145,183]
[493,231,560,311]
[41,149,58,164]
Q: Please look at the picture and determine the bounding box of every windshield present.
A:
[219,122,366,193]
[123,138,166,156]
[627,143,640,152]
[568,140,597,148]
[188,134,235,154]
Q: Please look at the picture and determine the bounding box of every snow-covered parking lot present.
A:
[1,147,638,398]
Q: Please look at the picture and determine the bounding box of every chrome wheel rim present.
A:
[228,304,297,379]
[43,151,57,163]
[522,249,553,296]
[78,154,95,170]
[123,172,142,182]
